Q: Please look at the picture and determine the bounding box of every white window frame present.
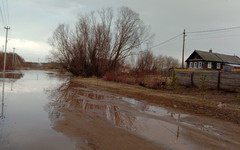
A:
[198,62,202,69]
[207,62,212,69]
[194,62,198,68]
[189,62,193,68]
[217,63,221,69]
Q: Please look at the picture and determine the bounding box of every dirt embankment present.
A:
[71,77,240,125]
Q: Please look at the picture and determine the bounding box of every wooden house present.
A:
[185,50,240,70]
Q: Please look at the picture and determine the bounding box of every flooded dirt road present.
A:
[1,71,240,150]
[0,71,77,150]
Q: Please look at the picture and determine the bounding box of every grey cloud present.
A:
[7,0,240,61]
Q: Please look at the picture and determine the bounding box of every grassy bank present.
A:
[71,77,240,124]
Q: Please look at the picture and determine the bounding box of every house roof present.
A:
[195,50,222,62]
[186,50,240,64]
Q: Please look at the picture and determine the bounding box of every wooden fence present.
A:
[176,71,240,91]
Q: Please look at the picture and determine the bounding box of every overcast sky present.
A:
[1,0,240,62]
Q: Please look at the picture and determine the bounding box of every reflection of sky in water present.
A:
[51,83,193,150]
[0,70,76,150]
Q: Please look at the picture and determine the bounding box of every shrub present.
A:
[198,74,208,91]
[104,71,117,81]
[125,76,137,85]
[151,78,164,89]
[170,71,178,89]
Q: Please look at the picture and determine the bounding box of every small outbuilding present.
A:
[185,50,240,70]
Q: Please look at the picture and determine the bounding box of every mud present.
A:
[47,80,240,150]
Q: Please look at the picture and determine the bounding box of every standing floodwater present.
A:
[0,70,77,150]
[47,74,240,150]
[1,70,240,150]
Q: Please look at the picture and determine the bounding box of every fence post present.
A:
[217,71,221,90]
[191,72,194,87]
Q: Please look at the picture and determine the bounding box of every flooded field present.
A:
[1,70,240,150]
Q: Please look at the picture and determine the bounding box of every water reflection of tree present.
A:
[46,80,137,130]
[0,72,24,80]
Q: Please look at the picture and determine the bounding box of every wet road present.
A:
[1,70,240,150]
[0,71,77,150]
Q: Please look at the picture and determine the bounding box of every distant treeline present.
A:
[0,52,24,70]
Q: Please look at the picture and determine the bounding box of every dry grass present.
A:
[71,77,240,124]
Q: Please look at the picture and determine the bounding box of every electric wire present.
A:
[1,0,7,26]
[187,29,240,38]
[0,5,5,26]
[155,38,182,50]
[5,0,9,26]
[186,26,240,41]
[187,33,240,41]
[187,26,240,34]
[150,33,182,49]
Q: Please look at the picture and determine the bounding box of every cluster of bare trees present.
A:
[49,7,152,77]
[0,52,24,70]
[135,50,180,74]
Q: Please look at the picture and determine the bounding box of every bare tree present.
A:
[108,7,152,71]
[136,50,156,73]
[164,56,180,70]
[135,50,180,75]
[49,7,152,77]
[49,24,74,70]
[155,54,165,72]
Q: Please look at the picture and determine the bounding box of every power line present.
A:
[187,29,240,38]
[150,33,182,49]
[0,4,5,26]
[187,33,240,41]
[1,0,7,25]
[188,26,240,34]
[5,0,9,26]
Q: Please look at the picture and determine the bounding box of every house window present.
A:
[189,62,193,68]
[207,62,212,69]
[198,62,202,69]
[217,63,221,69]
[194,62,198,68]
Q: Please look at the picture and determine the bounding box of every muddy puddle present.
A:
[47,79,240,150]
[1,70,240,150]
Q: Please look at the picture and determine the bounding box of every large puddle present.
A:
[47,77,240,150]
[0,70,77,150]
[1,70,240,150]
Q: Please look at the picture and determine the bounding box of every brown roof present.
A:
[188,50,240,64]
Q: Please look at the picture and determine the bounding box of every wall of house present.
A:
[187,61,205,69]
[176,70,240,91]
[187,61,222,70]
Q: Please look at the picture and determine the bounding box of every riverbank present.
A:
[71,77,240,124]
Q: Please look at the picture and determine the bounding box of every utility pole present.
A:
[182,29,186,69]
[3,26,10,78]
[1,81,5,119]
[12,48,15,69]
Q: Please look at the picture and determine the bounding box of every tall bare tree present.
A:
[49,7,152,77]
[136,50,157,73]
